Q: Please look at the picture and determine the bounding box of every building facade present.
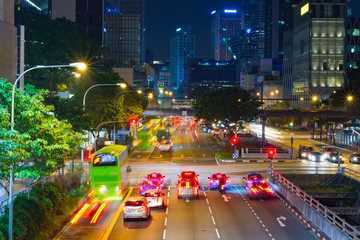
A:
[292,0,346,99]
[210,9,244,61]
[0,0,17,82]
[170,28,195,89]
[345,17,360,81]
[187,59,237,98]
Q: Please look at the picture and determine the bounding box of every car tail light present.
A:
[259,186,264,190]
[186,182,190,188]
[140,206,146,210]
[254,177,257,180]
[194,187,198,195]
[158,197,162,202]
[156,186,160,190]
[265,188,273,193]
[149,181,153,185]
[160,178,163,182]
[247,180,253,184]
[140,186,144,190]
[226,179,229,183]
[178,188,181,195]
[210,180,214,183]
[250,187,259,193]
[178,177,182,181]
[260,180,265,184]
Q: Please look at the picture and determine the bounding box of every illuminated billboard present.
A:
[301,3,309,16]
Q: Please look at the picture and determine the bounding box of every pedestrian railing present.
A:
[272,166,339,175]
[268,167,360,239]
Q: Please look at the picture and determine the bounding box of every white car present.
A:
[144,190,165,208]
[158,139,172,151]
[123,197,151,221]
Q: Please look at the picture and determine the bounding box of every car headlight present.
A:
[321,156,326,160]
[354,157,357,161]
[332,157,336,160]
[301,153,307,157]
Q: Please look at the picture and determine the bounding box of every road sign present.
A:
[233,153,238,159]
[87,144,92,151]
[182,111,187,116]
[290,132,294,137]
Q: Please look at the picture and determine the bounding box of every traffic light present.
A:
[267,148,275,159]
[129,118,138,124]
[231,137,239,145]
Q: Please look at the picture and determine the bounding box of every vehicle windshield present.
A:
[302,146,313,151]
[248,174,263,180]
[144,192,160,197]
[125,201,144,207]
[149,173,161,178]
[93,153,117,167]
[212,174,224,179]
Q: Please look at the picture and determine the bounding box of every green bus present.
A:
[90,145,129,200]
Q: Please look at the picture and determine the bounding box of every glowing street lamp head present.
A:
[300,97,304,101]
[275,90,279,94]
[159,89,164,94]
[312,96,318,101]
[169,91,173,96]
[270,92,274,96]
[137,90,142,94]
[148,93,153,99]
[117,83,127,89]
[256,92,260,96]
[70,62,87,70]
[347,95,354,102]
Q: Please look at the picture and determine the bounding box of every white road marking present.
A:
[206,198,209,204]
[168,192,170,197]
[186,199,190,202]
[166,207,168,215]
[215,228,220,239]
[212,216,216,225]
[164,217,167,226]
[198,145,201,147]
[203,192,207,197]
[163,229,166,240]
[203,154,206,157]
[168,186,171,191]
[137,155,141,158]
[167,199,169,205]
[208,206,212,214]
[265,229,269,232]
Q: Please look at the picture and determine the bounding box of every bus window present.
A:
[93,153,117,167]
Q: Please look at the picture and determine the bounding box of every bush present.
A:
[54,163,83,191]
[216,150,233,160]
[0,181,89,240]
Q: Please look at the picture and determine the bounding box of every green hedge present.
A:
[0,182,90,240]
[216,150,233,160]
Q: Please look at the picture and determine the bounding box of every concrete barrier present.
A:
[269,175,353,240]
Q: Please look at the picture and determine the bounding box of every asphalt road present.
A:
[54,118,326,240]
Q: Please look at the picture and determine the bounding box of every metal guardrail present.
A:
[268,167,360,239]
[273,166,340,175]
[342,168,360,183]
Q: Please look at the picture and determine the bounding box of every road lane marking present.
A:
[212,216,216,225]
[203,154,205,157]
[208,206,212,214]
[100,187,133,240]
[206,198,209,204]
[167,199,169,205]
[215,228,220,239]
[163,229,166,240]
[164,217,167,226]
[186,199,190,202]
[166,207,168,214]
[168,192,170,197]
[168,186,170,191]
[203,192,207,197]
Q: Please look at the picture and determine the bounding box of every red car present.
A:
[178,171,199,184]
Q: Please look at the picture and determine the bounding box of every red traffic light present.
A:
[129,118,138,124]
[267,148,275,159]
[231,137,239,145]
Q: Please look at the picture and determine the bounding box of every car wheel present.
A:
[177,195,181,199]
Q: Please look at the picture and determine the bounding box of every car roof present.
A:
[127,196,145,201]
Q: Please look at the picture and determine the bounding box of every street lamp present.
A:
[312,96,318,102]
[9,62,86,240]
[347,95,354,102]
[148,93,153,107]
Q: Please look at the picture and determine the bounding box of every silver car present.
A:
[144,190,165,208]
[123,197,151,221]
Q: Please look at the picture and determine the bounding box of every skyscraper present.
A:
[170,28,195,89]
[210,9,244,61]
[264,0,302,59]
[0,1,17,82]
[106,0,145,64]
[292,0,346,99]
[242,0,265,58]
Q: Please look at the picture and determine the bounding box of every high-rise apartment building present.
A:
[170,28,195,89]
[210,9,244,61]
[0,1,17,82]
[292,0,346,99]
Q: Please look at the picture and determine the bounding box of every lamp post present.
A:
[148,93,153,108]
[9,62,86,240]
[82,83,126,165]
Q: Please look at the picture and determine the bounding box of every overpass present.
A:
[144,108,358,119]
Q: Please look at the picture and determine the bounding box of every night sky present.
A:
[144,0,244,60]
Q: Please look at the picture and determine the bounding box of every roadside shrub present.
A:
[54,163,83,191]
[216,150,233,160]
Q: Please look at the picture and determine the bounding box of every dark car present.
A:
[245,180,274,200]
[308,152,324,162]
[178,171,199,184]
[298,145,314,159]
[208,173,230,190]
[349,153,360,164]
[326,152,345,163]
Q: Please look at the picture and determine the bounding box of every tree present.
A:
[193,87,261,122]
[0,79,83,195]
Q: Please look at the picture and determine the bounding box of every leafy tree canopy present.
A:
[0,79,83,193]
[193,87,262,122]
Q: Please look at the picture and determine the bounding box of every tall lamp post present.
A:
[9,62,86,240]
[82,82,126,165]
